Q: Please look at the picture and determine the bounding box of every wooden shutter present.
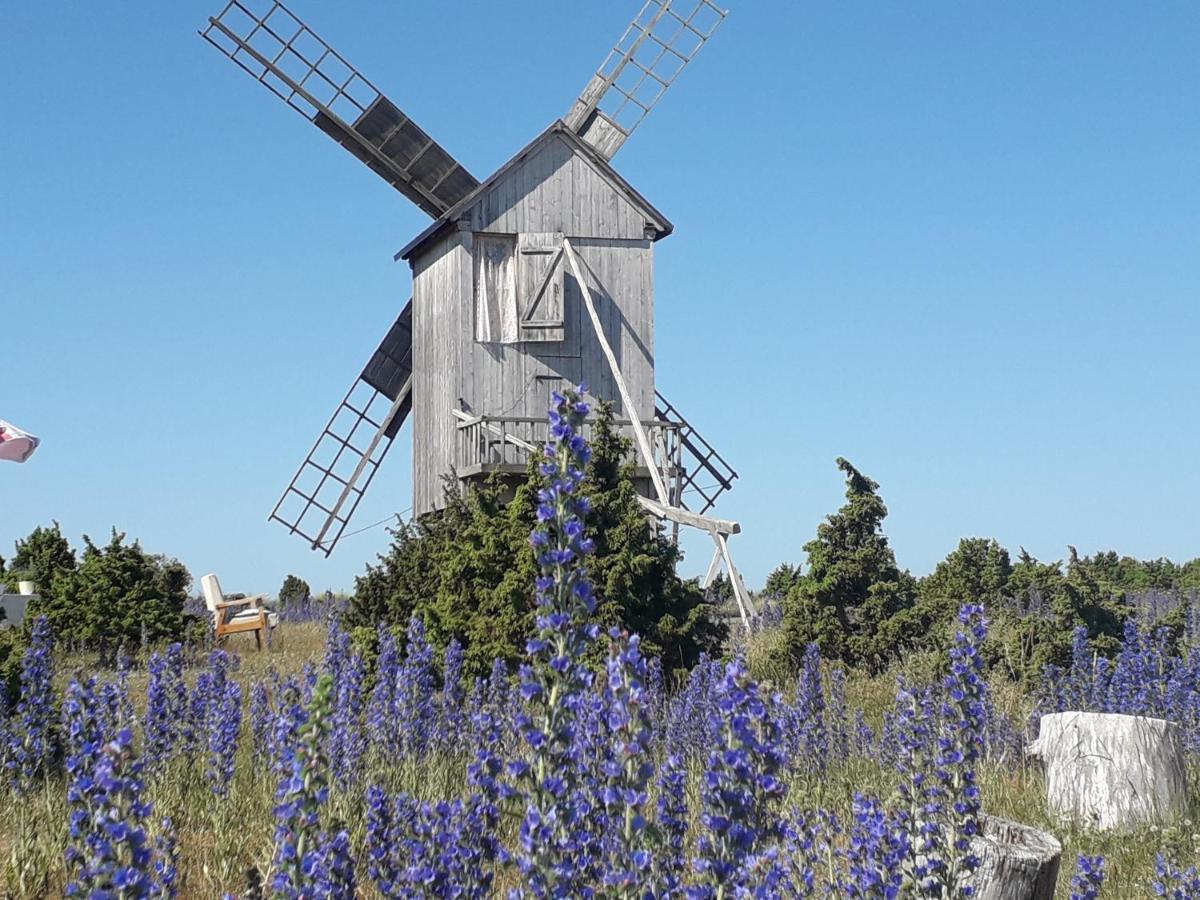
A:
[517,232,565,343]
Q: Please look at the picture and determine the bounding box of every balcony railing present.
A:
[454,413,683,502]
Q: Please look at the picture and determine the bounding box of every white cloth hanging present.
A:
[0,420,40,463]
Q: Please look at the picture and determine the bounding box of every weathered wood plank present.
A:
[635,495,739,535]
[564,237,666,503]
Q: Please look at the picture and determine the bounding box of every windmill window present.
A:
[474,234,519,344]
[474,232,565,344]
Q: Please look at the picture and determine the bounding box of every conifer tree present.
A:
[775,458,917,671]
[278,574,311,607]
[9,521,76,591]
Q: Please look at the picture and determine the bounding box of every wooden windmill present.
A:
[201,0,757,626]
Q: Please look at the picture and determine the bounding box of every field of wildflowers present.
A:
[2,391,1199,897]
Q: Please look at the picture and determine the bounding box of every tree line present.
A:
[769,457,1200,681]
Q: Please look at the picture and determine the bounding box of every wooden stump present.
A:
[1028,711,1188,832]
[964,815,1062,900]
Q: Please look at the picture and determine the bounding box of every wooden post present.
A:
[703,546,722,588]
[711,533,749,627]
[671,430,684,544]
[562,238,668,504]
[964,816,1062,900]
[560,237,753,630]
[716,531,756,624]
[1028,711,1189,831]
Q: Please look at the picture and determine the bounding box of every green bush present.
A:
[347,404,727,679]
[25,528,192,656]
[8,521,76,594]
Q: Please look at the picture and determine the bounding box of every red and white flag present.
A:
[0,420,40,463]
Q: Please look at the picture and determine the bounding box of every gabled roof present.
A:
[395,120,673,262]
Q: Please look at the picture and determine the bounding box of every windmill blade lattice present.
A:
[654,390,737,515]
[566,0,727,160]
[201,1,478,217]
[270,304,414,556]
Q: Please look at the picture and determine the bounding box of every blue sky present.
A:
[2,2,1197,596]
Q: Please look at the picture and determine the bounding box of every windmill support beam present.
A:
[562,237,669,503]
[562,235,753,632]
[703,545,723,587]
[636,495,754,632]
[635,495,738,536]
[714,530,756,628]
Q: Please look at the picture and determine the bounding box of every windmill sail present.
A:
[654,391,737,515]
[202,1,477,217]
[270,303,414,556]
[566,0,728,160]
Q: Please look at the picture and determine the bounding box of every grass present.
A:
[0,620,1189,897]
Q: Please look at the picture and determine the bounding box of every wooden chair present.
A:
[201,573,278,650]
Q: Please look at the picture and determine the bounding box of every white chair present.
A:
[201,573,278,650]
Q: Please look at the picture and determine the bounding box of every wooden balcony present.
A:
[454,413,684,504]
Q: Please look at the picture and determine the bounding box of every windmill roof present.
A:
[395,120,673,262]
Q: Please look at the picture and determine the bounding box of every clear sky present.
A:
[2,2,1197,596]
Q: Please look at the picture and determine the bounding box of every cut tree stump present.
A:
[964,815,1062,900]
[1028,711,1188,832]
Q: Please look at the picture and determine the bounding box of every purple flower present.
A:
[842,794,909,898]
[368,624,401,756]
[666,654,724,760]
[789,643,829,773]
[829,666,850,761]
[325,618,367,788]
[144,644,188,774]
[692,657,789,893]
[1069,853,1105,900]
[508,387,602,897]
[193,650,242,798]
[937,604,988,885]
[97,648,135,741]
[435,637,467,755]
[654,753,689,895]
[396,616,437,759]
[1154,851,1200,898]
[249,677,272,764]
[852,709,876,759]
[265,675,309,779]
[7,615,56,791]
[597,630,657,890]
[270,673,356,898]
[63,679,176,898]
[365,788,495,898]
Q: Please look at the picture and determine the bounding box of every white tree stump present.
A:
[965,816,1062,900]
[1028,711,1188,832]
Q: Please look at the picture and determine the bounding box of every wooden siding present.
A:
[410,134,657,515]
[411,231,467,515]
[463,134,650,240]
[460,247,652,408]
